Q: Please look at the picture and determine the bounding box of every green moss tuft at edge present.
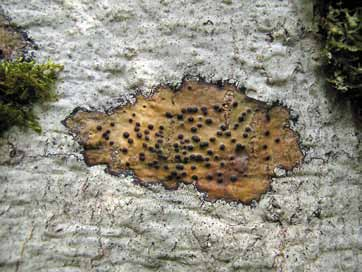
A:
[0,59,63,135]
[320,1,362,96]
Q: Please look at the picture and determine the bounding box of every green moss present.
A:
[0,59,63,134]
[320,1,362,96]
[222,0,233,5]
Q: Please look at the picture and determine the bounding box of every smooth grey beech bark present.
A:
[0,1,360,271]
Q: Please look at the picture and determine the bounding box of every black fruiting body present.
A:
[235,143,244,152]
[199,141,209,148]
[191,135,200,142]
[195,154,204,162]
[230,175,237,182]
[176,164,184,170]
[220,124,227,131]
[102,132,109,140]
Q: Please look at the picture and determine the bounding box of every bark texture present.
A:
[0,0,360,271]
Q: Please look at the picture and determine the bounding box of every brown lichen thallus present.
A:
[64,80,302,204]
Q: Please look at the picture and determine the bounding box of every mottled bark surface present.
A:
[0,1,360,272]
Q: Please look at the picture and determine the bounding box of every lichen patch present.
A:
[0,15,29,60]
[64,80,303,204]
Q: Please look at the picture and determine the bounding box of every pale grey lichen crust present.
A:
[0,1,360,272]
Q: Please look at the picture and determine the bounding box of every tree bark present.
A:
[0,1,360,271]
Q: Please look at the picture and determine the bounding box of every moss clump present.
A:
[0,59,63,134]
[319,1,362,96]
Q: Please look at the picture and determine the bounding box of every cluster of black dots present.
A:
[94,101,281,183]
[162,103,252,183]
